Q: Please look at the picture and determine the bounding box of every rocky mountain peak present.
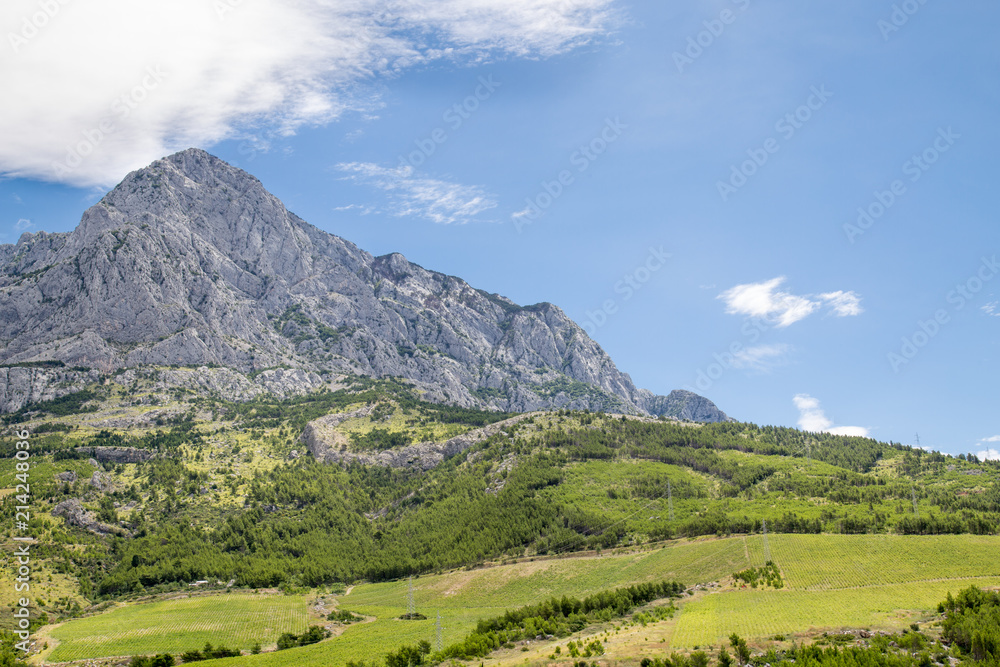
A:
[0,149,731,422]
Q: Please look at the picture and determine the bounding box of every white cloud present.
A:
[976,436,1000,460]
[0,0,616,187]
[982,301,999,317]
[827,426,871,437]
[718,277,818,327]
[820,291,864,317]
[793,394,869,437]
[718,278,861,328]
[337,162,497,224]
[731,344,791,372]
[14,218,32,231]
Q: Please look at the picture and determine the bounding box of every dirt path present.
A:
[27,622,61,665]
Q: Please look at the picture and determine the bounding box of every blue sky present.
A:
[1,0,997,458]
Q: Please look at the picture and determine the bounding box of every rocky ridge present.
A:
[0,149,730,422]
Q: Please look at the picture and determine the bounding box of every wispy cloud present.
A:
[718,277,862,327]
[14,218,32,232]
[336,162,497,224]
[820,291,864,317]
[982,301,999,317]
[793,394,869,437]
[0,0,617,187]
[731,344,792,372]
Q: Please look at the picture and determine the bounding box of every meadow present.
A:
[42,534,1000,666]
[43,592,310,662]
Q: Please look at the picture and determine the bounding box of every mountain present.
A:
[0,148,729,421]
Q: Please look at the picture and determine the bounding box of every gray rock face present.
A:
[0,366,101,413]
[0,149,730,421]
[88,447,155,464]
[90,470,114,492]
[51,498,127,536]
[639,390,732,423]
[302,413,535,471]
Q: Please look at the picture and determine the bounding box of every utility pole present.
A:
[667,479,674,522]
[407,576,415,617]
[762,520,772,563]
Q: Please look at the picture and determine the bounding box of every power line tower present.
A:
[667,479,674,522]
[762,520,772,563]
[406,576,415,617]
[435,611,443,652]
[914,433,921,449]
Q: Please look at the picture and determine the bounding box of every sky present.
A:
[1,0,997,459]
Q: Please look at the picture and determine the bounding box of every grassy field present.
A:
[46,537,745,665]
[35,534,1000,666]
[43,592,310,662]
[669,579,1000,649]
[658,534,1000,647]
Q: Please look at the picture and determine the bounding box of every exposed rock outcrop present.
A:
[52,498,128,536]
[88,447,155,464]
[302,413,535,471]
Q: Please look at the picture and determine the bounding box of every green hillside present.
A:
[1,376,998,665]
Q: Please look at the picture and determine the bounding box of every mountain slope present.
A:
[0,148,728,420]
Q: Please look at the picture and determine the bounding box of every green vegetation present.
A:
[4,378,999,603]
[2,374,1000,666]
[732,562,783,589]
[328,609,364,623]
[434,581,682,660]
[46,593,309,661]
[277,626,331,650]
[942,586,1000,662]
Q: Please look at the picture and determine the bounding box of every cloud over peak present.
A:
[0,0,617,187]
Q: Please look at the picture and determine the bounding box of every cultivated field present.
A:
[43,592,310,662]
[40,534,1000,666]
